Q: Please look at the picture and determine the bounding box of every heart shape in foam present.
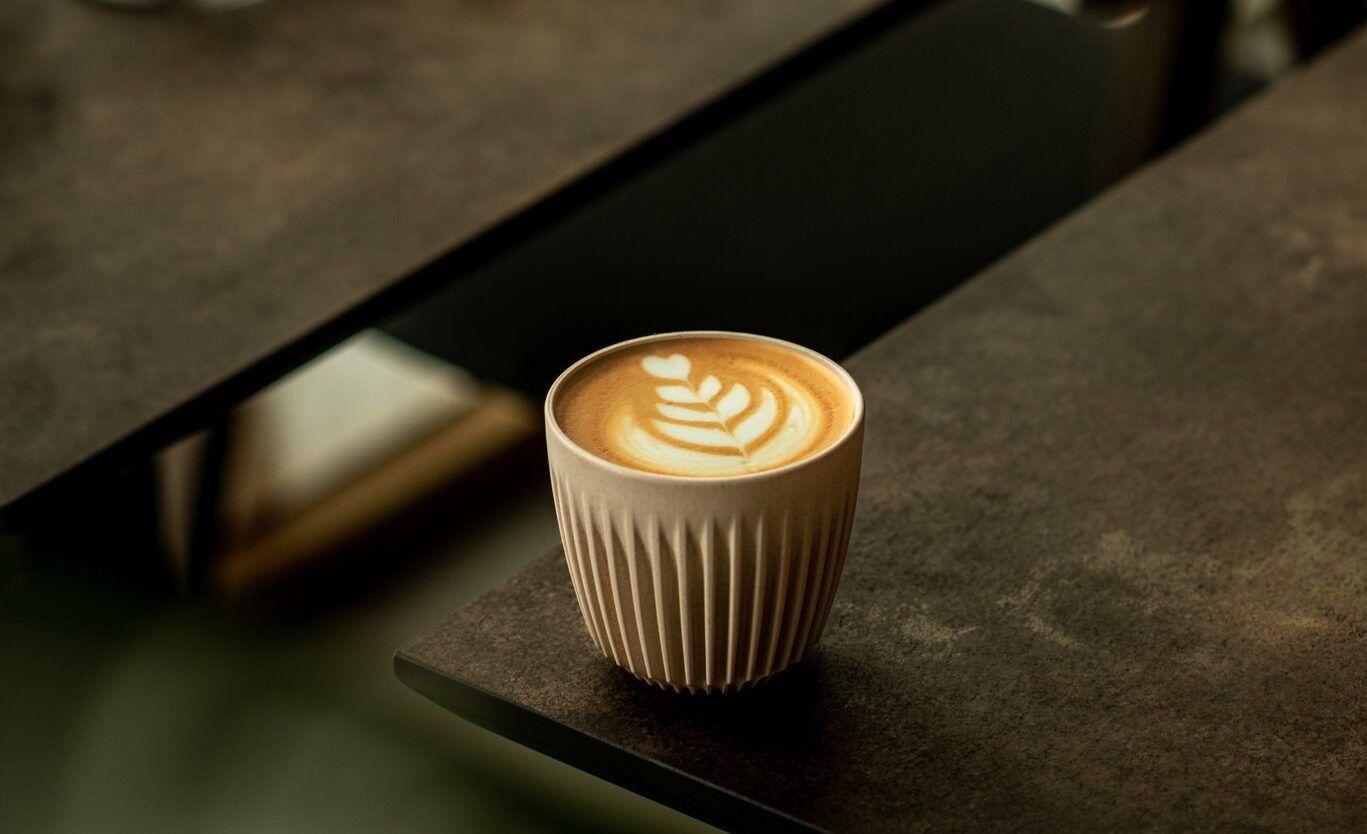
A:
[642,353,691,381]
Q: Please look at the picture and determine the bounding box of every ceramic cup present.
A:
[545,332,864,693]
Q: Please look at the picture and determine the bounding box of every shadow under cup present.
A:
[544,331,865,694]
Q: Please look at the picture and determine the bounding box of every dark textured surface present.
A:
[385,0,1162,396]
[398,28,1367,834]
[0,0,877,521]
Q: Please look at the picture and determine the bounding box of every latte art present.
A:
[554,336,854,477]
[621,352,822,475]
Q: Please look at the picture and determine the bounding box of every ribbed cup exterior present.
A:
[545,332,864,695]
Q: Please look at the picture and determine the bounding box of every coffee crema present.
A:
[554,336,854,477]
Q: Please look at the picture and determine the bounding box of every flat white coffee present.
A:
[554,336,854,477]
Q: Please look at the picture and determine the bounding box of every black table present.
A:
[0,0,898,528]
[396,28,1367,833]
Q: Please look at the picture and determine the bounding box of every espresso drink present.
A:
[548,332,864,692]
[555,336,854,477]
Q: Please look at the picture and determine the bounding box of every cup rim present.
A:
[544,330,865,484]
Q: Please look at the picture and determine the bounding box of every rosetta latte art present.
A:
[613,352,825,476]
[554,336,853,477]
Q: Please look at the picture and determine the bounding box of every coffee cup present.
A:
[545,331,864,693]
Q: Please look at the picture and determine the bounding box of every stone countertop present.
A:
[396,26,1367,834]
[0,0,882,526]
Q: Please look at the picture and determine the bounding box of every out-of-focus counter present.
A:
[0,0,884,526]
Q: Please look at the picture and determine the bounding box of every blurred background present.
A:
[2,0,1363,831]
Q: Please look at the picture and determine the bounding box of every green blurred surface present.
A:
[0,473,719,834]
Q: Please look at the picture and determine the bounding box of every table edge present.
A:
[0,0,942,531]
[393,647,831,834]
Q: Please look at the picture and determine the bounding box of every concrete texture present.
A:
[0,0,879,521]
[397,27,1367,834]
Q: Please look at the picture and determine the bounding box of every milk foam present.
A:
[555,338,852,477]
